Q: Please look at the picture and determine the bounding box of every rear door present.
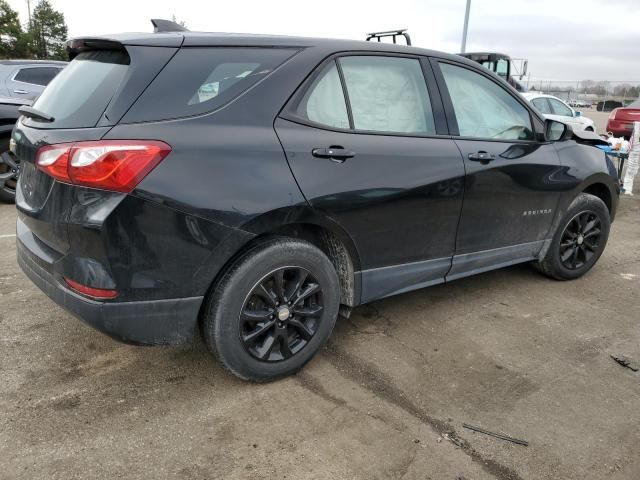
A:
[275,54,465,302]
[7,66,62,100]
[432,59,563,278]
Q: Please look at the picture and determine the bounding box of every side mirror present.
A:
[574,110,581,117]
[545,119,573,142]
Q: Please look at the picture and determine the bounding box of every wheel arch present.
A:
[200,216,362,330]
[582,181,613,214]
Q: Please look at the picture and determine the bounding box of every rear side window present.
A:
[293,62,349,129]
[124,48,296,123]
[29,50,129,129]
[14,67,61,86]
[339,56,435,134]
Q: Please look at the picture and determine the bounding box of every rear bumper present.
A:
[17,234,203,346]
[606,120,634,137]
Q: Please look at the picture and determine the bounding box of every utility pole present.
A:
[25,0,32,29]
[460,0,471,53]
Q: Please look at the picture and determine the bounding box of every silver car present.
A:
[0,60,66,103]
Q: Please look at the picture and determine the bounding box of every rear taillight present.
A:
[609,109,618,121]
[35,140,171,193]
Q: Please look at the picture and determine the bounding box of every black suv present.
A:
[14,23,619,381]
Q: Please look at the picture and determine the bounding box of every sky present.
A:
[7,0,640,82]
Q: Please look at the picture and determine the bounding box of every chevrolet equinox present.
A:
[14,21,619,381]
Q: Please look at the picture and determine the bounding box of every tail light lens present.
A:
[609,109,618,121]
[35,140,171,193]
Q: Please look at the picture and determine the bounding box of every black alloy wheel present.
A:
[559,211,602,270]
[535,193,610,281]
[0,138,18,203]
[240,267,324,362]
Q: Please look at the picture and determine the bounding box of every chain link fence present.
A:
[521,79,640,111]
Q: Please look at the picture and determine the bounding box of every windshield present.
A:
[28,50,129,129]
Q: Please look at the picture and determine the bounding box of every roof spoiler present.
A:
[151,18,189,33]
[366,29,411,46]
[66,38,126,60]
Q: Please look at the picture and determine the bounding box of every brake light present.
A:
[35,140,171,192]
[64,277,118,299]
[609,109,618,121]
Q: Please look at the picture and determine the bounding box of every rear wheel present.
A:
[202,238,340,381]
[0,137,18,203]
[536,193,610,280]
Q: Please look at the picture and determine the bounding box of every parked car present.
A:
[596,100,623,112]
[14,21,619,381]
[523,92,596,132]
[0,60,66,203]
[0,60,66,101]
[606,99,640,139]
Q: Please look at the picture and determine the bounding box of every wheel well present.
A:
[266,223,357,307]
[583,183,612,214]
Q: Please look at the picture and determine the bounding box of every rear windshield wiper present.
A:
[18,105,54,123]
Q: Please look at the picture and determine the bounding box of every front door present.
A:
[433,60,564,278]
[276,55,465,302]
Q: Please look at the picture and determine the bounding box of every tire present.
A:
[202,238,340,381]
[536,193,610,280]
[0,137,17,203]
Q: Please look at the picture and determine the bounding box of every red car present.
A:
[607,99,640,138]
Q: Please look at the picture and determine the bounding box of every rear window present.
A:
[123,47,296,123]
[28,50,129,129]
[14,67,61,86]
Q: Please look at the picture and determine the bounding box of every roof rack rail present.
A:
[151,18,189,33]
[365,29,411,46]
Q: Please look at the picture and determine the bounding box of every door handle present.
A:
[468,151,495,164]
[13,89,28,95]
[312,147,355,163]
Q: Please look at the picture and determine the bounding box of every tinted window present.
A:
[30,50,128,129]
[531,97,552,114]
[125,48,295,123]
[14,66,61,86]
[440,63,533,140]
[548,98,573,117]
[294,61,349,129]
[495,59,509,78]
[340,56,435,134]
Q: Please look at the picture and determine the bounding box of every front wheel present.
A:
[536,193,610,280]
[202,238,340,381]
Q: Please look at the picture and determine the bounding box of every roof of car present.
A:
[0,59,67,66]
[68,31,476,65]
[522,92,565,101]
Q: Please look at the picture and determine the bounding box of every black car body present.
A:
[14,26,619,380]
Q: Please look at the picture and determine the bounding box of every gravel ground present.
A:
[1,196,639,480]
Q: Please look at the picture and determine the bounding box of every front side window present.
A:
[339,56,435,135]
[293,61,349,129]
[548,98,573,117]
[440,63,533,140]
[532,97,552,114]
[14,66,61,86]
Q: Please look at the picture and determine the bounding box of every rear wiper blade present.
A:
[18,105,54,122]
